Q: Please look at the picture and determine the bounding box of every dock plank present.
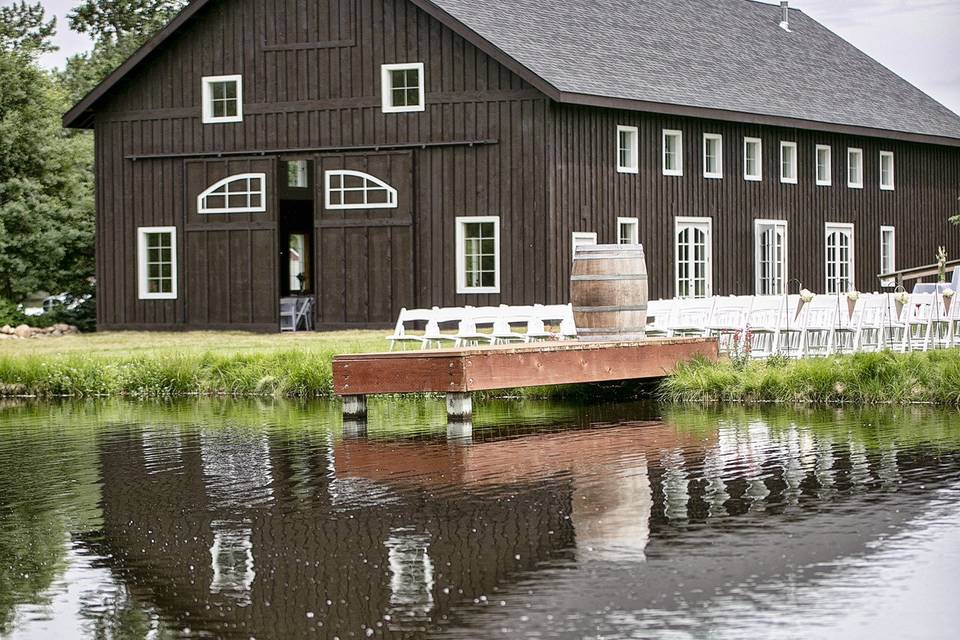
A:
[333,337,718,396]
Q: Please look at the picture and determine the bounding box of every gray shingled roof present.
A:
[429,0,960,141]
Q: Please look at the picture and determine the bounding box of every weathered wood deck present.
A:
[333,337,718,420]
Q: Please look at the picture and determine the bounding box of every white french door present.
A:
[825,223,855,294]
[675,217,713,298]
[755,220,787,295]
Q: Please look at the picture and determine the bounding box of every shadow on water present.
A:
[0,398,959,638]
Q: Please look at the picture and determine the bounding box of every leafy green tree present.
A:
[0,1,55,54]
[61,0,186,103]
[0,13,94,303]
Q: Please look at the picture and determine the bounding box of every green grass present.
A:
[660,349,960,406]
[0,331,388,398]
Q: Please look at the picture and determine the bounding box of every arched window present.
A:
[324,170,398,210]
[198,173,267,214]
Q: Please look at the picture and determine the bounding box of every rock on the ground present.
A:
[14,325,32,339]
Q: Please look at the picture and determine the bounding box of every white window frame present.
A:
[703,133,723,179]
[880,225,896,286]
[324,170,398,210]
[847,148,864,189]
[744,137,763,182]
[572,232,599,258]
[675,216,713,299]
[617,217,639,244]
[754,219,788,296]
[662,129,683,176]
[880,151,895,191]
[456,216,500,294]
[201,75,243,124]
[780,141,798,184]
[197,173,267,214]
[825,222,856,294]
[137,226,178,300]
[381,62,425,114]
[616,125,639,174]
[816,144,832,186]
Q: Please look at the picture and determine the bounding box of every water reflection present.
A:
[0,400,958,639]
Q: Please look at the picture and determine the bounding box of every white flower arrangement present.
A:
[799,289,815,303]
[944,287,956,299]
[846,290,860,301]
[895,291,910,305]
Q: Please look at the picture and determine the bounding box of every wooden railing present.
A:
[879,258,960,288]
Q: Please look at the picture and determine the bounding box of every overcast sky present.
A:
[31,0,960,115]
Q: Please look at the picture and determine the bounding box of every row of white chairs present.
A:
[647,293,960,358]
[387,304,577,350]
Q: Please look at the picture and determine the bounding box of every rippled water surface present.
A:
[1,399,959,639]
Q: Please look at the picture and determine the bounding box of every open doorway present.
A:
[279,159,315,330]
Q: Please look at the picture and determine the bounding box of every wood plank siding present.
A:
[94,0,551,330]
[551,104,960,301]
[89,0,960,331]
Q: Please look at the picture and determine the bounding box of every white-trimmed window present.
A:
[202,75,243,124]
[662,130,683,176]
[324,170,398,210]
[381,63,425,113]
[780,141,798,184]
[744,137,762,181]
[816,145,832,186]
[572,232,598,258]
[825,223,855,294]
[138,227,177,300]
[703,133,723,179]
[456,216,500,294]
[880,226,896,286]
[755,220,788,295]
[880,151,895,191]
[848,148,864,189]
[617,217,639,244]
[198,174,267,214]
[617,126,639,174]
[675,217,712,298]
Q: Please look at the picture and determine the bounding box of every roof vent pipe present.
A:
[779,1,791,32]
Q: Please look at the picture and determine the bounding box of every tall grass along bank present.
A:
[660,350,960,406]
[0,331,386,399]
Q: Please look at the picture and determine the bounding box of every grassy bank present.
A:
[0,331,387,398]
[661,350,960,406]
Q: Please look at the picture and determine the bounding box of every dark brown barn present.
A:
[64,0,960,331]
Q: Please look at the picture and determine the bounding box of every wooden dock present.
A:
[333,337,718,420]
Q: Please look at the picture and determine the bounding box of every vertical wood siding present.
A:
[552,104,960,301]
[94,0,551,330]
[92,0,960,330]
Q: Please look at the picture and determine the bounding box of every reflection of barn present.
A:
[85,413,958,638]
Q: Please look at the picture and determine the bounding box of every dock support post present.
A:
[342,394,367,419]
[445,392,473,421]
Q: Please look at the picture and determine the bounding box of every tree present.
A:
[60,0,187,104]
[68,0,186,42]
[0,1,55,54]
[0,42,94,302]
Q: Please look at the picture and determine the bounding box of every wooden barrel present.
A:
[570,244,648,340]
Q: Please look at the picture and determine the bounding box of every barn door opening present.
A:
[279,159,316,330]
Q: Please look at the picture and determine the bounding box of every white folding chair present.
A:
[903,293,936,352]
[745,296,783,359]
[801,297,839,357]
[853,295,888,352]
[929,295,955,350]
[294,297,314,332]
[670,298,716,337]
[708,296,754,354]
[280,297,298,332]
[645,299,675,337]
[834,296,862,355]
[777,295,805,358]
[454,306,498,347]
[422,307,462,349]
[386,308,434,350]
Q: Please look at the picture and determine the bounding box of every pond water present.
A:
[1,399,959,639]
